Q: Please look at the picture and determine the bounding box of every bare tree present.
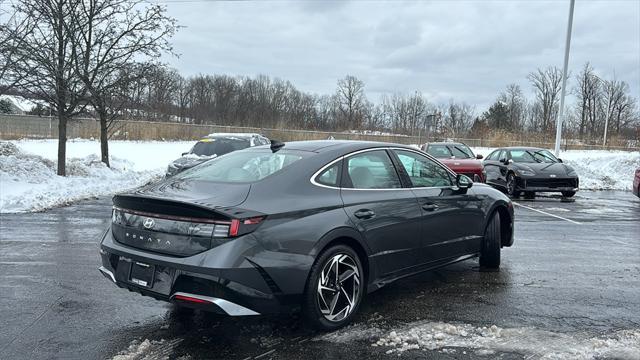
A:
[0,0,35,95]
[443,100,474,137]
[69,0,177,166]
[528,67,563,133]
[336,75,366,130]
[6,0,88,176]
[499,84,526,130]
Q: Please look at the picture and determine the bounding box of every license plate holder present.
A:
[129,261,155,288]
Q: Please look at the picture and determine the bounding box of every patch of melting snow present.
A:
[322,321,640,359]
[578,208,626,214]
[543,207,572,212]
[111,338,183,360]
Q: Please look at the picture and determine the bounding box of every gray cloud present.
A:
[163,0,640,109]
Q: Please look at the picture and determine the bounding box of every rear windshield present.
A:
[175,150,304,183]
[191,138,250,156]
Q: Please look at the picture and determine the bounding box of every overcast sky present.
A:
[162,0,640,109]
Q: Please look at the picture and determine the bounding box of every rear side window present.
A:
[315,161,341,187]
[176,150,303,183]
[344,150,401,189]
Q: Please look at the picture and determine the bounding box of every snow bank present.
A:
[320,320,640,359]
[0,139,193,213]
[1,139,637,213]
[471,147,640,191]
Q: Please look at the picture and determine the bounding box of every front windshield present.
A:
[510,149,558,163]
[175,150,304,183]
[531,150,559,163]
[449,145,474,159]
[190,138,250,156]
[426,145,452,158]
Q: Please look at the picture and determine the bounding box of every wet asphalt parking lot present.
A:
[1,191,639,360]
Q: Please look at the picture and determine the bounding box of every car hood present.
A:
[124,177,251,209]
[438,158,483,170]
[514,162,576,176]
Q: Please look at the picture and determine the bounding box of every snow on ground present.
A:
[319,321,640,359]
[0,139,193,213]
[111,338,184,360]
[471,147,640,191]
[0,139,638,213]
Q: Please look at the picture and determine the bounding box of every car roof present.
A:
[203,133,264,140]
[426,142,466,146]
[249,140,418,153]
[496,146,548,151]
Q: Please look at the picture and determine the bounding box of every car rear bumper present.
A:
[98,226,313,315]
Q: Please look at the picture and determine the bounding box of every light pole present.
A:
[554,0,575,156]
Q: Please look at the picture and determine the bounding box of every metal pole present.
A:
[603,111,610,147]
[554,0,575,156]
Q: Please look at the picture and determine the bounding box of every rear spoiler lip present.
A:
[111,192,264,222]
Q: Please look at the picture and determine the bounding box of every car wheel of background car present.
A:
[303,244,364,331]
[506,173,517,197]
[562,191,576,198]
[479,213,501,270]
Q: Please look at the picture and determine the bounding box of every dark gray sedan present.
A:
[99,141,514,330]
[483,147,579,198]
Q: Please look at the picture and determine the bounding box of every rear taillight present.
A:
[229,219,240,237]
[228,216,265,237]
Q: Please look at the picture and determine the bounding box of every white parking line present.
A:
[513,202,582,225]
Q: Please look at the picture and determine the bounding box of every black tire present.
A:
[302,244,365,331]
[562,191,575,198]
[506,173,517,197]
[524,191,535,199]
[479,213,501,270]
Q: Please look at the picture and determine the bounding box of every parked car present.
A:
[166,133,270,176]
[99,140,514,330]
[421,142,486,182]
[634,167,640,198]
[483,147,579,198]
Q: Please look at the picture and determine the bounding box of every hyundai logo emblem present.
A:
[143,218,155,229]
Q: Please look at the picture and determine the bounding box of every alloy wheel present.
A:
[316,253,361,322]
[507,175,515,195]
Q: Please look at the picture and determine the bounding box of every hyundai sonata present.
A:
[99,140,514,330]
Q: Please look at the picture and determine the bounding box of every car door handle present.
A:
[422,203,439,211]
[354,209,375,219]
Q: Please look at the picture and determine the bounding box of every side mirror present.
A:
[500,158,512,165]
[557,158,563,163]
[456,174,473,189]
[476,154,483,160]
[181,152,189,156]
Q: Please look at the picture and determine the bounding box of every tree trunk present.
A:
[99,110,110,167]
[57,113,67,176]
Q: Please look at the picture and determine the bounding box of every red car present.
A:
[421,142,486,182]
[634,167,640,198]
